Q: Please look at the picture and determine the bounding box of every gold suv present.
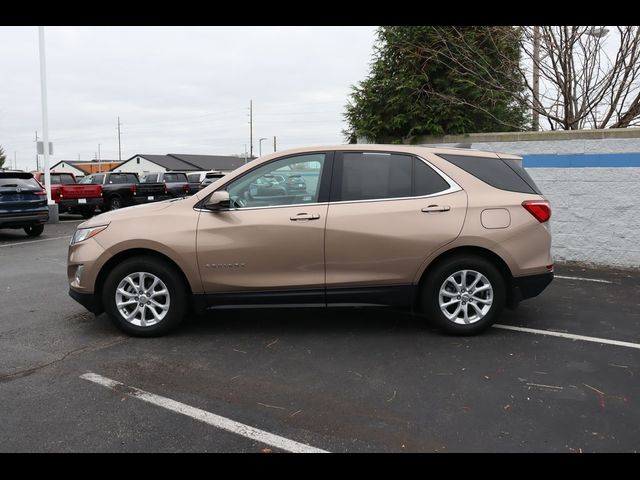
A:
[68,145,553,337]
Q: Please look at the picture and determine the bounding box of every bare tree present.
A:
[522,26,640,130]
[398,26,640,131]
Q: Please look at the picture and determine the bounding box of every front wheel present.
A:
[24,224,44,237]
[420,255,506,335]
[102,257,188,337]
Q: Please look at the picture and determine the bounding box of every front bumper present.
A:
[69,288,103,314]
[511,272,554,303]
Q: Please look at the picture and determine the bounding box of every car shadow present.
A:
[178,306,439,337]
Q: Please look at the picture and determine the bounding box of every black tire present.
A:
[80,207,95,219]
[108,196,122,211]
[24,224,44,237]
[420,255,506,336]
[102,256,188,337]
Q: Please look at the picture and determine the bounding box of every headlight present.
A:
[71,225,109,245]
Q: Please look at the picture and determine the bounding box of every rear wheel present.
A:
[102,257,188,337]
[108,196,122,211]
[24,224,44,237]
[80,206,95,219]
[421,255,506,335]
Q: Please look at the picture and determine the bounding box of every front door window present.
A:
[225,154,325,209]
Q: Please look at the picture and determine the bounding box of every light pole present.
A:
[259,137,267,157]
[38,27,53,206]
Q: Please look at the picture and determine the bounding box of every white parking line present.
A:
[0,235,71,248]
[493,324,640,350]
[80,372,328,453]
[555,275,612,284]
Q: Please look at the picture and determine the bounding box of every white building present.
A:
[49,160,87,177]
[112,154,247,175]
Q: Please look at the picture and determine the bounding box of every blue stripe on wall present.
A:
[523,153,640,168]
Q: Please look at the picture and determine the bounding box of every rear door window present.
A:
[414,158,451,196]
[339,153,412,201]
[334,152,452,202]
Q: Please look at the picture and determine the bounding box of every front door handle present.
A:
[290,213,321,221]
[421,205,451,213]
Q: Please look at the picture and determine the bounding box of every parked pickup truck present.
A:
[140,172,190,198]
[78,172,169,211]
[33,171,102,218]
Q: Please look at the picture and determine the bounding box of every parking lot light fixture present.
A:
[259,138,268,157]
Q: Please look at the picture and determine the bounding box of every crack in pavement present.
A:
[0,337,129,383]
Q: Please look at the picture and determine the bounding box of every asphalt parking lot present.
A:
[1,217,639,452]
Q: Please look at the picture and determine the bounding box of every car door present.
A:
[324,151,467,303]
[196,152,332,302]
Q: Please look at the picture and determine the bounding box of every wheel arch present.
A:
[414,245,514,312]
[94,248,193,312]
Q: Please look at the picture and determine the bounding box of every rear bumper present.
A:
[0,211,49,228]
[511,272,553,303]
[58,198,102,212]
[132,194,170,205]
[69,288,103,315]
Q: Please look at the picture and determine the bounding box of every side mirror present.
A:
[204,190,230,211]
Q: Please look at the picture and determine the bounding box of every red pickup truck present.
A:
[33,171,103,218]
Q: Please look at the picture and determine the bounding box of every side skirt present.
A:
[192,284,416,312]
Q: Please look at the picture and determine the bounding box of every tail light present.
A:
[183,184,189,193]
[522,200,551,223]
[34,189,47,196]
[164,185,168,194]
[130,184,137,195]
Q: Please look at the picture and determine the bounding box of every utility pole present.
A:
[244,144,248,164]
[117,116,122,161]
[532,26,540,132]
[273,136,277,152]
[249,100,253,159]
[38,26,53,206]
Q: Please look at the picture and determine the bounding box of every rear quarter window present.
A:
[437,154,541,194]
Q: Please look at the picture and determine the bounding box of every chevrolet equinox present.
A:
[68,145,553,337]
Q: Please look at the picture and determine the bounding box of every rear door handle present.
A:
[421,205,451,213]
[290,213,320,221]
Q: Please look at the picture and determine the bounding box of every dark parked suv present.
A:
[140,172,190,198]
[0,170,49,237]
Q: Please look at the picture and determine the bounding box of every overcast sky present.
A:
[0,26,377,171]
